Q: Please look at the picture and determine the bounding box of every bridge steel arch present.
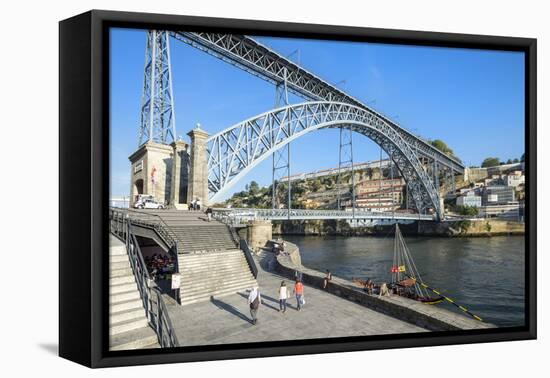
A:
[207,101,443,219]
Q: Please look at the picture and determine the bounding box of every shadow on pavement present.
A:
[238,291,297,311]
[210,296,252,324]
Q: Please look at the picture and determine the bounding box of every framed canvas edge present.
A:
[58,9,537,369]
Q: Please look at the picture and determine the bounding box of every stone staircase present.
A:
[109,236,159,351]
[125,209,257,307]
[131,209,239,253]
[171,224,238,253]
[179,249,257,305]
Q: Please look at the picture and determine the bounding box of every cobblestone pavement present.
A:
[166,255,426,346]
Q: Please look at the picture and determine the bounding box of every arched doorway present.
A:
[134,179,144,203]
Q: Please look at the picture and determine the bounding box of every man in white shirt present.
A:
[278,281,288,313]
[247,287,262,325]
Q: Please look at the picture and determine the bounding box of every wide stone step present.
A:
[182,256,249,267]
[181,276,256,296]
[176,232,234,237]
[110,281,138,294]
[110,275,135,286]
[179,243,237,250]
[110,325,159,351]
[110,317,149,336]
[110,298,143,313]
[110,246,127,256]
[180,258,248,269]
[181,269,254,284]
[182,275,256,292]
[111,260,131,270]
[179,250,243,261]
[176,235,234,240]
[110,289,141,304]
[180,263,250,275]
[110,254,129,263]
[180,265,251,279]
[110,307,146,325]
[179,244,237,251]
[176,235,233,240]
[110,267,134,278]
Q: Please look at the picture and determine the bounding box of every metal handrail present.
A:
[121,208,179,247]
[126,223,180,348]
[109,211,179,348]
[110,207,181,278]
[239,239,258,279]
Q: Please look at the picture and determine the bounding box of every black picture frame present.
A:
[59,9,537,368]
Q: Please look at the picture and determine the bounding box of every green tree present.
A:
[520,153,525,162]
[513,158,519,163]
[431,139,454,157]
[481,157,500,168]
[506,159,513,164]
[249,180,260,195]
[456,205,479,216]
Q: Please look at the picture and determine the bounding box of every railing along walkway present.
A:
[109,210,180,348]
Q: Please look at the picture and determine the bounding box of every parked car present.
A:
[133,194,165,209]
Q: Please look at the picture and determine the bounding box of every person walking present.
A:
[247,286,262,324]
[196,198,202,211]
[278,281,288,313]
[206,207,213,222]
[293,280,304,311]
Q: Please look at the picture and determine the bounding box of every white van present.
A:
[134,194,165,209]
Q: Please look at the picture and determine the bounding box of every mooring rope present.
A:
[403,274,483,322]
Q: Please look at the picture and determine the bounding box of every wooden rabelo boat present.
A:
[390,224,444,304]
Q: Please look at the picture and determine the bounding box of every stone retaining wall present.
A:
[272,241,494,332]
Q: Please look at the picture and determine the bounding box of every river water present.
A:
[285,235,525,327]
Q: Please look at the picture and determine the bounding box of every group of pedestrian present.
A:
[247,279,306,325]
[188,198,202,211]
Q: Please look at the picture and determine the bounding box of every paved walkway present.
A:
[165,254,426,346]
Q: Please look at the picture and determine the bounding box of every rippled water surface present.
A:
[286,235,525,327]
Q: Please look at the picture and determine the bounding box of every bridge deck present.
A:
[163,253,426,346]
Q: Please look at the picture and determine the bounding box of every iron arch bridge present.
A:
[207,101,447,219]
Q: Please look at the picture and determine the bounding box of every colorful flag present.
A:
[151,167,157,184]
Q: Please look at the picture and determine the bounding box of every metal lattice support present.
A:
[214,207,435,223]
[271,68,291,210]
[138,30,177,146]
[337,126,355,212]
[206,101,443,219]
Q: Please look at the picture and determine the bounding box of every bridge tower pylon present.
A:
[336,125,355,215]
[138,30,177,146]
[271,68,292,212]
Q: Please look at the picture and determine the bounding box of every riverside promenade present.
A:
[164,252,426,346]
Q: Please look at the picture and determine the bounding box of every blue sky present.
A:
[110,28,525,199]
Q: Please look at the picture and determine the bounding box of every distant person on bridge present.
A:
[293,280,305,311]
[247,287,262,325]
[206,207,213,222]
[196,198,202,211]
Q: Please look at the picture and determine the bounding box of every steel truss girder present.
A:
[214,208,435,222]
[206,101,443,219]
[138,31,177,146]
[171,31,464,174]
